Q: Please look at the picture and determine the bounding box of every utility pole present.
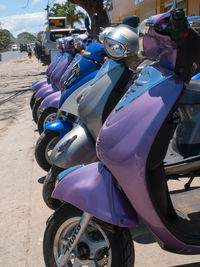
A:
[45,5,50,28]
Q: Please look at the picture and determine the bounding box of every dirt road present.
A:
[0,55,200,267]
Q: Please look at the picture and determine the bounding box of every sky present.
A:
[0,0,86,37]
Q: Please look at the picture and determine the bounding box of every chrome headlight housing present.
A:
[103,24,139,60]
[99,27,114,43]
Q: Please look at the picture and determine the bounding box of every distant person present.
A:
[27,45,32,58]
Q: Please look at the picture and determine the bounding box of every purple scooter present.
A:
[43,8,200,267]
[30,38,65,109]
[32,36,78,123]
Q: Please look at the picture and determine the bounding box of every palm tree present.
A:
[49,2,85,28]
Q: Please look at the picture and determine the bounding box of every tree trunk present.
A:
[69,0,110,33]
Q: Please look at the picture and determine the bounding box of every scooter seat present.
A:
[164,141,200,175]
[180,79,200,104]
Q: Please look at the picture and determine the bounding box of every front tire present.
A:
[43,203,134,267]
[35,130,60,171]
[32,97,44,123]
[37,107,58,134]
[43,165,64,210]
[30,91,36,110]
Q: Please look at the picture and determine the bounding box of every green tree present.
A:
[49,2,85,28]
[37,31,44,41]
[68,0,110,30]
[0,29,15,51]
[17,32,37,44]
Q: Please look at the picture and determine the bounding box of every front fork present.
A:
[58,212,92,267]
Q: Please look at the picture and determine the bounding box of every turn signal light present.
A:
[81,50,85,55]
[104,56,108,62]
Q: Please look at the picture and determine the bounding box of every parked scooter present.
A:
[43,12,200,209]
[42,18,148,209]
[30,38,65,109]
[43,8,200,267]
[34,16,109,171]
[32,34,85,123]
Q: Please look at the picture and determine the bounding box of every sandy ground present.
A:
[0,55,200,267]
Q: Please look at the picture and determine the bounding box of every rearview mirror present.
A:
[84,15,91,32]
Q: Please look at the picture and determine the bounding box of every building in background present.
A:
[110,0,200,23]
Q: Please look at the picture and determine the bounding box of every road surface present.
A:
[0,56,200,267]
[0,51,27,63]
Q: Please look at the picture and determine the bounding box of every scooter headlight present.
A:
[103,25,139,61]
[104,38,126,60]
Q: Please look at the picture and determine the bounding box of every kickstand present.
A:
[184,176,195,190]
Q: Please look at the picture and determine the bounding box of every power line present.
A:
[22,0,30,9]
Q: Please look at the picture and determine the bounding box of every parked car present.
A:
[41,28,86,65]
[20,43,27,52]
[11,44,18,51]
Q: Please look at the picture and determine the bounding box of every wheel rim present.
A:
[43,112,57,127]
[45,136,60,164]
[53,217,112,267]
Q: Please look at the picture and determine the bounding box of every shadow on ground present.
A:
[130,220,156,244]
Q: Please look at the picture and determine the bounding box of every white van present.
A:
[11,44,18,51]
[41,28,86,65]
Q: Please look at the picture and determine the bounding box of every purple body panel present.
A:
[41,91,61,108]
[59,57,82,90]
[46,54,62,78]
[34,54,74,98]
[35,84,57,98]
[52,162,139,227]
[143,28,177,70]
[32,78,51,92]
[49,55,74,88]
[151,10,171,24]
[96,73,195,252]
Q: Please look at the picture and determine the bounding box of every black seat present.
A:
[180,79,200,104]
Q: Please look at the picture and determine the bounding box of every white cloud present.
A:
[0,4,6,10]
[31,0,43,6]
[0,12,47,37]
[55,0,66,4]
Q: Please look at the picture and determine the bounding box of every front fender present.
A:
[50,123,96,168]
[32,78,50,91]
[35,84,57,98]
[41,91,61,108]
[45,120,73,138]
[52,162,138,227]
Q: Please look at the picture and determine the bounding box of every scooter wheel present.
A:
[42,165,64,210]
[37,107,58,135]
[35,130,60,171]
[30,91,36,110]
[32,97,44,123]
[43,203,135,267]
